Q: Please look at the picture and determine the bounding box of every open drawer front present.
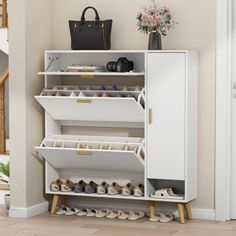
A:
[36,135,145,172]
[35,88,145,122]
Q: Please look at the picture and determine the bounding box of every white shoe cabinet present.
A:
[35,50,198,223]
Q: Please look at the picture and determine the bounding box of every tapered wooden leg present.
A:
[149,201,156,220]
[61,196,67,208]
[177,203,185,224]
[51,195,59,214]
[184,203,192,220]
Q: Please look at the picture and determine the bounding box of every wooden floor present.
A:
[1,206,236,236]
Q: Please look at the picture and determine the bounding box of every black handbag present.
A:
[69,7,112,50]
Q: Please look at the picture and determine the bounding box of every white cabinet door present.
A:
[147,53,186,180]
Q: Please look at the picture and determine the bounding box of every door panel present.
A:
[231,82,236,219]
[147,53,186,180]
[231,0,236,219]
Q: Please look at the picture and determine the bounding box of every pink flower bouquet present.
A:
[137,0,175,36]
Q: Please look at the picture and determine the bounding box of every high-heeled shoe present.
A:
[79,91,86,97]
[99,85,106,91]
[55,92,62,96]
[76,143,85,149]
[85,144,92,149]
[112,85,118,91]
[46,91,54,96]
[93,92,100,97]
[102,92,109,97]
[122,86,128,91]
[123,144,130,151]
[134,85,141,91]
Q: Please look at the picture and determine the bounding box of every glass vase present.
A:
[148,32,162,50]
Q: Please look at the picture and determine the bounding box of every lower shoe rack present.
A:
[36,134,147,214]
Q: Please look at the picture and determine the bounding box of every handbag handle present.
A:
[81,6,100,21]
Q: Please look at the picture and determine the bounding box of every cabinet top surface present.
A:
[45,50,197,54]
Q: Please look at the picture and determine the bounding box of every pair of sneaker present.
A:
[97,182,144,197]
[50,179,74,192]
[74,180,98,194]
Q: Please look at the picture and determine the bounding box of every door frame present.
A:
[215,0,232,220]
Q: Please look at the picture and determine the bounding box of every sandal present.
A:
[95,209,110,218]
[150,188,184,200]
[56,207,69,215]
[84,181,98,194]
[106,210,122,219]
[50,179,62,192]
[97,181,109,194]
[86,209,98,217]
[64,208,80,216]
[74,180,86,193]
[61,180,75,192]
[149,213,162,222]
[77,208,91,217]
[128,211,145,221]
[107,182,122,195]
[118,210,133,220]
[133,184,144,197]
[122,183,134,196]
[160,213,175,223]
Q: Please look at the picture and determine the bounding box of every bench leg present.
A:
[61,195,67,208]
[51,195,59,214]
[149,201,156,221]
[177,203,185,224]
[184,203,192,220]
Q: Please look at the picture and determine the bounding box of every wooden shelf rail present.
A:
[0,0,8,27]
[0,68,8,154]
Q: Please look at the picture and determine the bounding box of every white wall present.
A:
[53,0,216,210]
[9,0,53,209]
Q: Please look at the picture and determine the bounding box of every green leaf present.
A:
[0,162,10,177]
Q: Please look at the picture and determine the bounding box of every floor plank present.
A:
[0,206,236,236]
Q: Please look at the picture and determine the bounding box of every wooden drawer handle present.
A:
[149,108,152,125]
[77,151,93,156]
[77,99,92,104]
[80,75,96,79]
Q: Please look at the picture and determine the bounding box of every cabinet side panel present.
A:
[185,51,198,201]
[147,53,186,180]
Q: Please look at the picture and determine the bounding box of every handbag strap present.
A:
[81,6,100,22]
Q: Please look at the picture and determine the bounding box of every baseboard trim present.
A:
[9,201,49,218]
[191,208,215,220]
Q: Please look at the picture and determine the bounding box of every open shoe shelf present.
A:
[46,191,146,201]
[38,72,145,76]
[36,135,145,172]
[35,86,145,122]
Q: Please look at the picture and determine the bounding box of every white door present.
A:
[231,82,236,219]
[147,53,186,180]
[231,0,236,219]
